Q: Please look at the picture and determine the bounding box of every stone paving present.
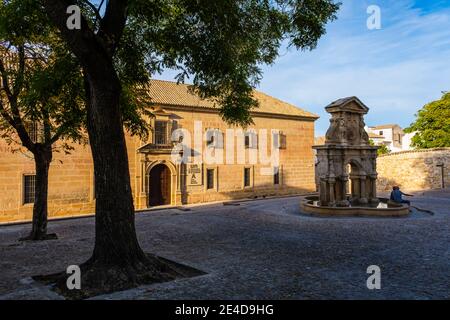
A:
[0,189,449,300]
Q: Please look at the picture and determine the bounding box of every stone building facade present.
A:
[0,80,317,223]
[377,148,450,192]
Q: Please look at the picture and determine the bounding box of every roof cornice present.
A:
[151,103,319,122]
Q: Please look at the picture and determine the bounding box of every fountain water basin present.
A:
[301,196,410,217]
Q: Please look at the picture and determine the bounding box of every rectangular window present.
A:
[206,129,224,148]
[244,132,257,149]
[280,133,287,149]
[274,167,280,185]
[206,169,214,190]
[244,167,251,187]
[273,131,287,149]
[155,120,168,145]
[26,122,39,143]
[207,134,215,147]
[23,175,36,204]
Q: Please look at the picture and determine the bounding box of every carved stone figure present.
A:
[325,118,338,143]
[359,117,369,144]
[338,117,346,143]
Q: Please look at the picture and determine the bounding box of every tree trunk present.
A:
[87,73,145,264]
[20,145,57,241]
[52,72,179,299]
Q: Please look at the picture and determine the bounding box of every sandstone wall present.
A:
[376,148,450,192]
[0,109,316,223]
[0,133,140,223]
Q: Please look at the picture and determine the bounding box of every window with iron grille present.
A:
[206,129,224,149]
[206,169,214,190]
[279,133,287,149]
[273,131,287,149]
[274,167,280,185]
[23,175,36,204]
[154,120,168,145]
[244,132,257,149]
[244,167,251,187]
[26,122,39,143]
[207,133,215,147]
[244,134,250,148]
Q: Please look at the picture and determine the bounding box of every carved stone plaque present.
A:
[187,164,202,186]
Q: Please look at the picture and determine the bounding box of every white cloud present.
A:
[155,0,450,136]
[258,0,450,135]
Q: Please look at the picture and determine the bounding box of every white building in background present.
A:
[365,124,416,152]
[401,132,417,151]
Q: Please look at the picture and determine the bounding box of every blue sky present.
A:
[155,0,450,135]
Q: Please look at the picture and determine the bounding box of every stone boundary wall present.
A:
[377,148,450,192]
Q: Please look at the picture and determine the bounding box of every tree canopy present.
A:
[0,1,86,151]
[369,139,390,155]
[44,0,340,127]
[405,92,450,149]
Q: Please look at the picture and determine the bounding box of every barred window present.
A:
[274,167,280,185]
[206,133,215,147]
[23,175,36,204]
[279,133,287,149]
[273,131,287,149]
[245,133,258,149]
[244,135,250,148]
[244,167,251,187]
[206,169,214,190]
[155,120,168,145]
[26,122,39,143]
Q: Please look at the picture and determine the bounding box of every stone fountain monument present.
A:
[315,96,378,207]
[301,97,409,217]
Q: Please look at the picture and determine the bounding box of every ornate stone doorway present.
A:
[148,164,171,206]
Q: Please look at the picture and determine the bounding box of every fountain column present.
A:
[329,179,336,206]
[369,175,379,203]
[319,178,328,205]
[350,175,360,201]
[337,176,350,206]
[359,175,368,204]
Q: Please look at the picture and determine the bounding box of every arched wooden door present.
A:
[148,164,171,206]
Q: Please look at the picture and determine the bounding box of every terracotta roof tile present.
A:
[146,79,318,119]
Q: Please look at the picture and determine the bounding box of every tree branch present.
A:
[98,0,128,55]
[12,45,25,99]
[42,0,108,77]
[0,48,35,151]
[78,0,103,26]
[0,57,13,100]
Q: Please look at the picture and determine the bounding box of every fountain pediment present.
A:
[325,96,369,114]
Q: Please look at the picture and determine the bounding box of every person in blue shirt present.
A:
[390,186,413,205]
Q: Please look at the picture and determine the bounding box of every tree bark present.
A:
[40,1,181,298]
[40,70,179,299]
[86,72,145,265]
[20,145,57,241]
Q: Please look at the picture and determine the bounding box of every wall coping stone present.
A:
[378,147,450,158]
